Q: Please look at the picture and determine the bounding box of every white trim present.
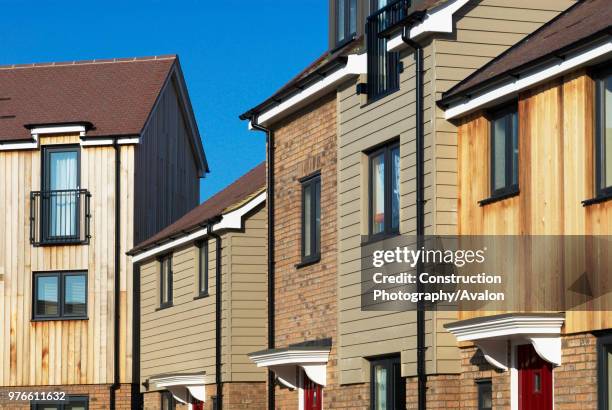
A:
[0,134,38,150]
[30,124,87,135]
[0,133,139,151]
[510,341,518,410]
[249,348,330,387]
[132,191,266,262]
[445,315,565,342]
[150,374,207,404]
[477,339,508,371]
[528,336,562,366]
[80,137,140,146]
[444,39,612,119]
[251,53,367,127]
[387,0,470,52]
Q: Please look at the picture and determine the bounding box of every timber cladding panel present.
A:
[0,134,135,386]
[139,205,268,396]
[457,71,611,332]
[336,0,575,383]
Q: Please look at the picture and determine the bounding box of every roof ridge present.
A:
[0,54,177,71]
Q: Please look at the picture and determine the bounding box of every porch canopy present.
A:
[148,372,207,404]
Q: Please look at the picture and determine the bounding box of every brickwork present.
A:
[143,382,266,410]
[405,374,461,409]
[0,383,133,410]
[457,344,510,409]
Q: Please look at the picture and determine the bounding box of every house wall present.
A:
[139,205,267,400]
[457,71,611,333]
[0,134,135,386]
[134,77,201,245]
[336,0,574,383]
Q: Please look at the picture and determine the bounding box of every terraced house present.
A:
[129,163,268,410]
[240,0,576,408]
[0,55,207,409]
[439,1,612,408]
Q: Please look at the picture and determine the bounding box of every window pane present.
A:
[391,147,400,232]
[36,275,59,317]
[315,180,321,255]
[349,0,357,35]
[303,184,312,257]
[199,244,208,294]
[607,345,612,409]
[492,116,507,191]
[161,258,171,304]
[337,0,345,43]
[48,150,78,238]
[64,274,86,316]
[604,76,612,188]
[478,381,492,410]
[511,111,519,186]
[371,153,385,235]
[374,364,388,410]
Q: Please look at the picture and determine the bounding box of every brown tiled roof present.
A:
[130,162,266,254]
[0,55,177,142]
[440,0,611,104]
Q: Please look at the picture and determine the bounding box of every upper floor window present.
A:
[335,0,357,46]
[369,141,400,238]
[32,395,88,409]
[159,255,173,308]
[366,0,400,100]
[489,104,518,198]
[198,241,209,297]
[33,271,87,320]
[370,355,405,410]
[595,69,612,197]
[301,173,321,265]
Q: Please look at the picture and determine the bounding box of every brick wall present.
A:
[457,344,510,409]
[0,383,132,410]
[405,374,461,409]
[143,382,266,410]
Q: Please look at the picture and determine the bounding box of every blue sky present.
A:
[0,0,328,201]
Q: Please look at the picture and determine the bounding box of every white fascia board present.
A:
[254,53,367,127]
[80,136,140,147]
[150,374,207,387]
[387,0,470,52]
[0,134,38,150]
[446,315,565,342]
[131,191,266,263]
[249,350,330,368]
[30,124,87,135]
[445,39,612,119]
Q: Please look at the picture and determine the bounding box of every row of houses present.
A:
[0,0,610,409]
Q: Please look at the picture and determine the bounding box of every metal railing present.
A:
[366,0,410,99]
[30,189,91,246]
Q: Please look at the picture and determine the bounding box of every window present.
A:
[159,255,173,308]
[301,173,321,264]
[489,104,519,198]
[335,0,357,46]
[198,241,209,297]
[369,142,400,238]
[31,395,88,409]
[370,356,405,410]
[476,379,492,410]
[366,0,400,100]
[42,145,81,242]
[161,391,176,410]
[33,271,87,320]
[598,333,612,410]
[595,69,612,197]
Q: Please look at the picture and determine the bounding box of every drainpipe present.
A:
[401,25,427,410]
[208,222,223,410]
[110,139,121,409]
[249,116,275,410]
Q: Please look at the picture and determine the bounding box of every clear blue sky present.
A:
[0,0,328,201]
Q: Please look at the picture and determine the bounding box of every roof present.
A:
[440,0,611,105]
[239,38,364,121]
[0,55,177,142]
[130,162,266,254]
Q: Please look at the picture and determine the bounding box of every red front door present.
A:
[518,344,552,410]
[304,373,323,410]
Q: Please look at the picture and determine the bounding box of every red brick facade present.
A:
[0,383,133,410]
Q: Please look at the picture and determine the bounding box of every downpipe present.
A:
[208,224,224,409]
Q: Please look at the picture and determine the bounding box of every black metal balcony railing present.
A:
[30,189,91,246]
[369,0,412,35]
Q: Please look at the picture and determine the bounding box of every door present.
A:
[518,344,552,410]
[304,373,323,410]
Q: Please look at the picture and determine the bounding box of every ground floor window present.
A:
[370,355,405,410]
[161,391,176,410]
[598,333,612,409]
[31,396,88,410]
[476,379,492,410]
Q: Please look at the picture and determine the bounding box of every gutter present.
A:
[247,116,275,410]
[401,25,427,410]
[207,223,224,409]
[110,139,121,409]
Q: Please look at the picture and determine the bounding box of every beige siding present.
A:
[337,0,574,383]
[0,135,135,386]
[134,78,201,244]
[139,204,267,390]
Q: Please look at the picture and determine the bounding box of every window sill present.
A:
[582,192,612,206]
[156,304,173,311]
[361,232,401,246]
[295,256,321,269]
[478,190,519,207]
[31,317,88,322]
[194,292,209,300]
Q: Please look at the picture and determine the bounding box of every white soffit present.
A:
[444,39,612,119]
[251,53,367,128]
[387,0,470,52]
[150,374,207,404]
[248,348,330,387]
[131,190,266,263]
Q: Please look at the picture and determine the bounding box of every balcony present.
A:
[369,0,414,37]
[30,189,91,246]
